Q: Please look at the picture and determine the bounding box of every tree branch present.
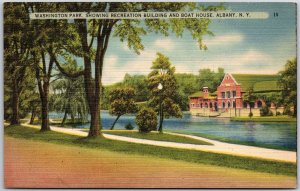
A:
[51,52,85,78]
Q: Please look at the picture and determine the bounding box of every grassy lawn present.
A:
[230,116,296,123]
[102,130,212,145]
[167,130,296,152]
[4,125,296,177]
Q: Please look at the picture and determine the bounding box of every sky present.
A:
[101,3,297,85]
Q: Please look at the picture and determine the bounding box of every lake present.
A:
[49,111,297,150]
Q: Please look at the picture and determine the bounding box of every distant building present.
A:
[189,73,282,117]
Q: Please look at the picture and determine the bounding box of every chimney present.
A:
[203,87,209,98]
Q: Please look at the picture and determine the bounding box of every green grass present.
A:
[231,116,296,123]
[231,74,280,92]
[102,130,212,145]
[4,125,296,177]
[167,130,296,152]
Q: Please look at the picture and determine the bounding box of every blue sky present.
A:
[102,3,297,85]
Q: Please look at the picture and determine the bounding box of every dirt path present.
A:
[22,123,297,163]
[4,136,296,188]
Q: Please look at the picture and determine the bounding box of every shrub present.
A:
[260,106,273,116]
[283,106,293,116]
[248,112,253,118]
[124,123,134,130]
[136,108,157,133]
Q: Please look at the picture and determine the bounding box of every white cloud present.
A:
[102,50,157,85]
[153,38,175,51]
[196,49,278,74]
[102,48,279,85]
[205,33,244,47]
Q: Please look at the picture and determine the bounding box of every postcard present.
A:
[3,2,297,188]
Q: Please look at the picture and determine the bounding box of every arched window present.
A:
[257,100,263,108]
[200,103,203,108]
[222,102,225,108]
[233,101,236,108]
[209,102,213,108]
[205,103,208,108]
[228,101,231,108]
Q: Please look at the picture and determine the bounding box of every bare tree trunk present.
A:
[29,107,36,124]
[158,104,164,133]
[61,109,68,127]
[88,109,100,137]
[10,83,20,125]
[40,93,50,131]
[110,115,120,130]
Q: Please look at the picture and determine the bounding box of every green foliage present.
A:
[109,87,137,129]
[122,74,150,102]
[50,62,88,124]
[124,123,135,130]
[147,53,183,120]
[260,106,273,116]
[198,68,224,92]
[136,108,157,133]
[109,87,137,116]
[278,58,297,116]
[4,3,34,124]
[175,73,199,110]
[232,74,280,92]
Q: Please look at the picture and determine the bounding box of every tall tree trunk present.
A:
[110,115,121,130]
[61,108,68,127]
[40,94,50,131]
[10,82,20,125]
[29,107,36,124]
[89,109,100,137]
[158,104,164,133]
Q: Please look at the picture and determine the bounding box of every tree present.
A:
[28,94,41,124]
[175,73,199,110]
[47,2,223,137]
[198,68,225,92]
[148,53,182,133]
[122,74,150,102]
[136,108,157,133]
[278,58,297,116]
[242,87,256,118]
[265,92,283,116]
[51,75,88,126]
[4,3,32,125]
[109,87,137,130]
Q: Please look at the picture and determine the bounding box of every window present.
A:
[222,102,225,108]
[221,92,225,98]
[228,101,231,108]
[227,91,231,98]
[233,91,236,97]
[209,102,213,108]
